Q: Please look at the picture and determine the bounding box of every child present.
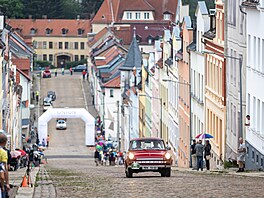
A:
[94,149,99,166]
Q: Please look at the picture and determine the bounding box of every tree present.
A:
[0,0,24,18]
[62,0,81,19]
[81,0,104,19]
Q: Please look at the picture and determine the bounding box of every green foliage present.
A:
[224,160,237,169]
[0,0,24,18]
[65,59,86,69]
[182,0,215,20]
[35,60,54,68]
[80,0,104,19]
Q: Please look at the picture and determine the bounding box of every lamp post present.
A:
[138,93,162,139]
[202,50,243,139]
[162,79,192,166]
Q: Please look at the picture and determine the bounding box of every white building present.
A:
[189,1,209,140]
[243,0,264,170]
[226,0,247,162]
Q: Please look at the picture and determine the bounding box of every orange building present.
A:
[176,16,193,168]
[203,0,226,168]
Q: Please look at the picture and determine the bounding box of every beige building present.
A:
[9,19,91,67]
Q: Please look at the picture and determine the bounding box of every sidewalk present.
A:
[172,166,264,178]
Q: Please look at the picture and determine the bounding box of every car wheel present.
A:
[160,169,166,177]
[126,168,133,178]
[165,168,171,177]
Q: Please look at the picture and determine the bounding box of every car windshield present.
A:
[57,120,65,124]
[129,139,165,150]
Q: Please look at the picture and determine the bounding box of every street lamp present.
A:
[138,93,163,139]
[162,79,192,167]
[202,50,243,139]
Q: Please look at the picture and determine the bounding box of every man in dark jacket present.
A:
[195,140,204,171]
[190,139,196,169]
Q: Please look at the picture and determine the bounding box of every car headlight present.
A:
[128,152,135,160]
[165,152,171,160]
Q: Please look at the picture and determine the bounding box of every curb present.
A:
[15,167,40,198]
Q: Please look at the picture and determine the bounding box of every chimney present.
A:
[209,9,216,31]
[42,15,47,19]
[77,15,80,20]
[29,15,32,19]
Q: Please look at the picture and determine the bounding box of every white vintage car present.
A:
[56,119,67,130]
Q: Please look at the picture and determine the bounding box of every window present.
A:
[261,158,263,167]
[59,42,63,49]
[257,99,260,132]
[256,154,259,163]
[75,55,79,61]
[46,28,52,35]
[247,94,251,114]
[262,102,264,135]
[74,42,78,49]
[62,28,67,35]
[43,41,47,49]
[110,89,114,97]
[136,12,141,19]
[43,54,47,61]
[30,28,36,35]
[126,12,132,19]
[239,1,244,35]
[252,150,255,161]
[248,35,251,67]
[80,55,85,60]
[49,42,53,49]
[78,28,84,35]
[49,54,53,61]
[253,97,256,129]
[81,42,85,49]
[262,39,264,72]
[65,42,69,49]
[228,0,236,26]
[258,38,261,71]
[144,12,149,19]
[234,50,236,86]
[164,14,171,20]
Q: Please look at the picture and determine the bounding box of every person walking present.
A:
[190,139,197,170]
[82,70,86,80]
[32,91,35,101]
[61,67,65,75]
[42,138,45,147]
[70,67,73,75]
[204,140,211,171]
[195,139,204,171]
[237,137,246,172]
[35,91,39,104]
[46,135,50,148]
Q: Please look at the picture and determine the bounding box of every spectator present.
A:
[195,140,204,171]
[70,67,73,75]
[35,91,39,104]
[204,140,211,171]
[0,134,10,196]
[190,139,196,170]
[237,137,246,172]
[46,135,50,148]
[82,70,86,80]
[54,68,57,77]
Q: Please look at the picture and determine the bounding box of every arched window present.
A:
[30,28,36,35]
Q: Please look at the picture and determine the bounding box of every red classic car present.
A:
[125,137,173,178]
[42,69,51,78]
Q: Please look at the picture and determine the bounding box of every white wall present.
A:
[20,74,30,119]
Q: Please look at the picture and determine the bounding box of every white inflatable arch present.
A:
[38,108,95,146]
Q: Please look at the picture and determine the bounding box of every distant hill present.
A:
[182,0,215,20]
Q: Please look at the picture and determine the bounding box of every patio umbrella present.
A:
[195,133,214,139]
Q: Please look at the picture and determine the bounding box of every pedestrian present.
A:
[86,72,89,81]
[195,139,204,171]
[82,70,86,80]
[0,133,10,196]
[35,91,39,104]
[54,68,57,77]
[190,139,196,170]
[204,140,211,171]
[42,138,45,147]
[32,91,35,100]
[237,137,246,172]
[94,149,99,166]
[70,67,73,75]
[62,68,65,75]
[46,135,50,148]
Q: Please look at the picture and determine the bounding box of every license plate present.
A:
[142,166,158,170]
[132,163,140,169]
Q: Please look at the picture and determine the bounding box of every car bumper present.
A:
[56,126,66,130]
[127,161,171,172]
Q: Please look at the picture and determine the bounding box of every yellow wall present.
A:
[92,24,107,34]
[33,36,89,67]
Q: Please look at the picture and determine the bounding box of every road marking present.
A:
[81,77,88,110]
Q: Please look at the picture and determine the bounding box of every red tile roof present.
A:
[8,19,91,37]
[103,75,121,88]
[12,59,31,75]
[17,68,31,81]
[92,0,178,24]
[88,27,110,47]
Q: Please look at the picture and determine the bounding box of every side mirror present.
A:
[166,146,171,150]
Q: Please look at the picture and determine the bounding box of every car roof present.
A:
[130,137,163,141]
[57,119,66,122]
[47,91,55,94]
[44,97,52,101]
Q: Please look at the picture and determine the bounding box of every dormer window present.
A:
[78,28,84,35]
[62,28,68,35]
[163,11,172,20]
[147,35,153,44]
[46,28,52,35]
[30,28,36,35]
[15,28,22,33]
[102,15,105,19]
[136,35,142,43]
[135,12,141,20]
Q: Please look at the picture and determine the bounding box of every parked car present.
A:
[56,119,67,130]
[72,65,87,72]
[47,91,56,101]
[42,69,51,78]
[43,97,52,105]
[125,137,173,178]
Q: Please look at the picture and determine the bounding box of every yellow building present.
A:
[9,19,91,67]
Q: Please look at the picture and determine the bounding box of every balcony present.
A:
[242,0,260,8]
